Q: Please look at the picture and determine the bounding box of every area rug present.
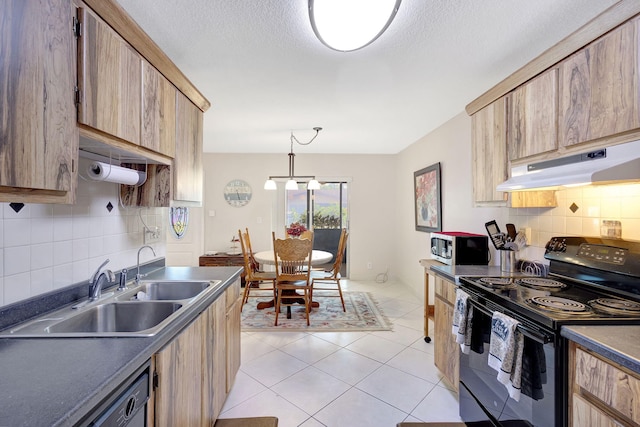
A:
[241,290,393,332]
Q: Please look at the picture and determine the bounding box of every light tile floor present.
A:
[219,279,464,427]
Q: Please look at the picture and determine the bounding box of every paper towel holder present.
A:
[79,150,148,187]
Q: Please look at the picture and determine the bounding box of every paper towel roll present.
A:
[87,162,146,185]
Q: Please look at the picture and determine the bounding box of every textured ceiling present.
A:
[116,0,617,154]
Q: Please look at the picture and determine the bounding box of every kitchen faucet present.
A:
[136,245,157,284]
[88,258,115,302]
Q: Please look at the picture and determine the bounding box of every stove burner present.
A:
[589,298,640,316]
[478,277,515,289]
[517,278,566,290]
[478,277,513,288]
[527,296,590,314]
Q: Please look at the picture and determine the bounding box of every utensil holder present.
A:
[500,250,516,273]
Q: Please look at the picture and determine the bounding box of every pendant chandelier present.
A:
[264,127,322,191]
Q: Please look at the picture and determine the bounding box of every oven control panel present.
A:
[577,244,627,265]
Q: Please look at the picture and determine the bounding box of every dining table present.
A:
[251,249,334,312]
[252,249,333,266]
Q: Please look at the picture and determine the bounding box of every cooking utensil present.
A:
[485,220,505,249]
[506,223,517,241]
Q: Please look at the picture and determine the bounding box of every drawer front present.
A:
[575,347,640,425]
[199,256,243,267]
[572,393,623,427]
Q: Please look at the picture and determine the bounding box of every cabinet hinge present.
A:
[74,86,82,105]
[73,15,82,38]
[153,371,159,390]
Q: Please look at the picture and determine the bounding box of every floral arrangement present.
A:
[286,222,307,237]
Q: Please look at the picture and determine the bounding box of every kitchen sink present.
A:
[135,281,210,300]
[0,279,223,338]
[46,301,182,334]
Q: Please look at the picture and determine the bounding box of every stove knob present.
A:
[545,239,556,252]
[559,240,567,252]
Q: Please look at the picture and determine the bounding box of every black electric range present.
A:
[457,236,640,427]
[459,236,640,331]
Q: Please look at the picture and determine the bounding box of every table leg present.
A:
[256,290,319,310]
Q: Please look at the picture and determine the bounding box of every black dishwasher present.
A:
[79,360,151,427]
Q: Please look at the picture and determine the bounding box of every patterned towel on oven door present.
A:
[488,311,524,401]
[451,288,473,353]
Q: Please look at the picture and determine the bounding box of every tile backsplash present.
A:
[0,164,167,307]
[508,183,640,262]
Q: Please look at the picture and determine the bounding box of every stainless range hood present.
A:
[497,140,640,191]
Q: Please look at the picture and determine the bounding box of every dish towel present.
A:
[451,289,473,353]
[488,311,524,401]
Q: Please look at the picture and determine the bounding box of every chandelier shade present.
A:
[309,0,402,52]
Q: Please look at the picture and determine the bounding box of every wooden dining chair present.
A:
[272,231,314,326]
[244,227,263,272]
[311,228,348,311]
[238,229,276,311]
[299,230,314,240]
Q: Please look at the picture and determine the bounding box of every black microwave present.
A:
[430,232,489,265]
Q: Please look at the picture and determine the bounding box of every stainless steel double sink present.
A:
[0,280,222,338]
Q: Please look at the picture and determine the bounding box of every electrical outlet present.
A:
[367,261,372,269]
[144,227,161,244]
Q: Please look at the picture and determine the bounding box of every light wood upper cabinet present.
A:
[77,7,141,145]
[174,93,204,202]
[509,68,558,160]
[142,61,176,157]
[0,0,78,203]
[559,17,640,148]
[472,97,509,205]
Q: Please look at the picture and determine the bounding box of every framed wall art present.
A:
[414,162,442,232]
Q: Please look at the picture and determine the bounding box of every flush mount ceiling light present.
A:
[264,127,322,191]
[309,0,402,52]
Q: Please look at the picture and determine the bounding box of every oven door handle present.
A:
[467,299,553,344]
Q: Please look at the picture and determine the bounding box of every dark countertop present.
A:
[562,325,640,375]
[0,266,242,427]
[426,262,525,283]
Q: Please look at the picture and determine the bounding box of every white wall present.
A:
[0,159,167,307]
[165,206,204,266]
[395,112,506,298]
[201,152,397,280]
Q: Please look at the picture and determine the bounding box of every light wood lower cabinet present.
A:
[570,342,640,427]
[154,308,205,426]
[226,297,241,392]
[152,279,242,426]
[572,394,624,427]
[433,276,459,392]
